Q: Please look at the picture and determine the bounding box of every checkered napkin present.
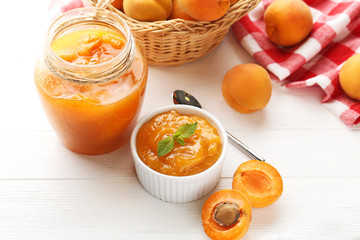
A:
[232,0,360,126]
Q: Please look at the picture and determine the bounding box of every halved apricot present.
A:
[232,160,283,208]
[202,189,252,240]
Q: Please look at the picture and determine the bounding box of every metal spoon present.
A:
[172,90,265,162]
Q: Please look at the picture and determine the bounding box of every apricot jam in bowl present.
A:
[130,105,228,202]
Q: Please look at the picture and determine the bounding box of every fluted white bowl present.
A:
[130,105,228,202]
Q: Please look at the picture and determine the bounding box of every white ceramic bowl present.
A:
[130,105,228,202]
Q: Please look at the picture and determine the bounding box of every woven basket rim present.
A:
[88,0,261,65]
[90,0,261,33]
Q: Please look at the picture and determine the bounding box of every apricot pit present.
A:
[213,202,241,227]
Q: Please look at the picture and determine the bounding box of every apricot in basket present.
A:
[111,0,123,10]
[169,0,195,21]
[123,0,172,22]
[178,0,230,21]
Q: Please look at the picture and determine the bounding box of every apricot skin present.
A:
[111,0,123,10]
[232,160,283,208]
[123,0,172,22]
[178,0,230,21]
[339,54,360,101]
[169,0,195,20]
[264,0,313,47]
[222,63,272,114]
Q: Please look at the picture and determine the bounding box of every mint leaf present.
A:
[157,136,175,157]
[157,122,197,156]
[174,136,185,146]
[177,122,197,139]
[172,131,182,138]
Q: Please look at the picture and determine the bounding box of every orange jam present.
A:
[34,26,147,155]
[136,110,222,176]
[51,29,125,65]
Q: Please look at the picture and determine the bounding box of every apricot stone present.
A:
[222,63,272,114]
[123,0,172,22]
[178,0,230,22]
[339,54,360,101]
[264,0,313,47]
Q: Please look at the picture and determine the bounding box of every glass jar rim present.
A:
[45,7,135,84]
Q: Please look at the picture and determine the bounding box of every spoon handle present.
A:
[226,131,265,162]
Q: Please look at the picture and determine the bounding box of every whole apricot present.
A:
[222,63,272,114]
[232,160,283,208]
[123,0,172,22]
[169,0,195,20]
[264,0,313,47]
[202,189,252,240]
[339,54,360,101]
[178,0,230,21]
[111,0,123,10]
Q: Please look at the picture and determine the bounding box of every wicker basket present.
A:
[90,0,261,66]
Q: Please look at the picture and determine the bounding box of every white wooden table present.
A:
[1,1,360,239]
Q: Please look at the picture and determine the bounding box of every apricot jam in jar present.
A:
[34,8,148,155]
[136,110,222,176]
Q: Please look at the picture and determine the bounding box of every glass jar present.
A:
[34,7,148,155]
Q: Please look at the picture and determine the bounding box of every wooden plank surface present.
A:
[1,0,360,239]
[0,178,359,239]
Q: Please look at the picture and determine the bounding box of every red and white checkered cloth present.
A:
[233,0,360,126]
